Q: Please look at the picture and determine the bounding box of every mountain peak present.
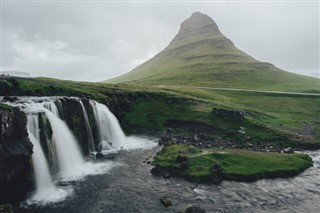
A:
[169,12,223,46]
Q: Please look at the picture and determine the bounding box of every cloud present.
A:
[2,1,319,81]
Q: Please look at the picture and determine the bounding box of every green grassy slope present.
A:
[1,77,319,149]
[107,12,319,93]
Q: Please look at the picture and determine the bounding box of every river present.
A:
[18,145,320,213]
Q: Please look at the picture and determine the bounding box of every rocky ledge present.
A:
[0,105,33,203]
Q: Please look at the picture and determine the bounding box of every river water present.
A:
[18,145,320,213]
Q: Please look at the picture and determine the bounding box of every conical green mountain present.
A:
[108,12,319,92]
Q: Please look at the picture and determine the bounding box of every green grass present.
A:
[153,144,313,182]
[106,17,319,93]
[2,77,319,149]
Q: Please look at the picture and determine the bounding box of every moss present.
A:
[153,144,313,183]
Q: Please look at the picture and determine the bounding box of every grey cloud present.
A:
[2,2,319,81]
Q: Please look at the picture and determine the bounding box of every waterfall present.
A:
[27,114,56,193]
[43,105,84,178]
[90,101,126,150]
[1,96,153,205]
[79,101,95,152]
[26,114,69,204]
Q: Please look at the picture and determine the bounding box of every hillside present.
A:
[107,12,319,93]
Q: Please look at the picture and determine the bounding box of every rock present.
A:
[185,205,206,213]
[284,147,293,154]
[0,107,33,203]
[238,126,246,134]
[160,196,173,207]
[213,108,244,120]
[146,161,151,164]
[95,152,104,159]
[210,163,223,184]
[167,128,174,133]
[2,96,17,102]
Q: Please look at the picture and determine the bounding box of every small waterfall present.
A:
[43,106,84,178]
[26,114,68,203]
[43,101,60,118]
[79,101,95,152]
[90,101,126,150]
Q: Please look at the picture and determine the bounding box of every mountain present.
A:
[107,12,319,92]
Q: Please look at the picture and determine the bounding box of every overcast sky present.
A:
[1,1,319,81]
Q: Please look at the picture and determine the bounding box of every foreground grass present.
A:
[153,144,313,182]
[1,77,319,149]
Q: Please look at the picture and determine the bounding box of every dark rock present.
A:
[146,161,151,164]
[213,108,244,120]
[210,163,223,184]
[2,96,18,102]
[95,152,104,159]
[105,153,117,160]
[167,128,174,133]
[185,205,206,213]
[0,107,33,203]
[160,196,173,207]
[176,155,188,163]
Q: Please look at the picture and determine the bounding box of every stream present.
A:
[19,145,320,213]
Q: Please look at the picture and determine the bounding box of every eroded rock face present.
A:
[0,107,33,203]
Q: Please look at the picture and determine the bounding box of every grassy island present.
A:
[152,144,313,183]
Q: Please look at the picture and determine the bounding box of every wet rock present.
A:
[160,196,173,207]
[2,96,18,102]
[0,107,33,203]
[96,152,104,159]
[284,147,293,154]
[185,205,206,213]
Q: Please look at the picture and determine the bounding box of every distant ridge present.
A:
[107,12,319,92]
[2,71,31,78]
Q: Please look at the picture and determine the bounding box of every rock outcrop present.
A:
[0,106,33,203]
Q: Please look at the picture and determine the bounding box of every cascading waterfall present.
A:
[79,101,96,152]
[2,96,154,205]
[43,106,84,178]
[26,113,69,204]
[90,101,126,150]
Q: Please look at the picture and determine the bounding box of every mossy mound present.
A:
[152,144,313,183]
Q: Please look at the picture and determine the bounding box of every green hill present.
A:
[107,12,319,93]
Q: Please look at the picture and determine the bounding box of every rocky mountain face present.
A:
[0,107,33,203]
[168,12,226,47]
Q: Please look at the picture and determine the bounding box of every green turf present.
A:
[153,144,313,182]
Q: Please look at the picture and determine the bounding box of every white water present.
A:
[43,107,85,179]
[3,96,155,205]
[90,100,157,152]
[90,101,126,150]
[79,101,96,152]
[26,114,70,205]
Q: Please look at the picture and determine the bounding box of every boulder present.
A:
[160,196,173,207]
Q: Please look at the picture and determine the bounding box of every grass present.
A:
[1,77,319,149]
[153,144,313,182]
[106,23,320,93]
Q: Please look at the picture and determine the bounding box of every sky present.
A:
[1,0,319,82]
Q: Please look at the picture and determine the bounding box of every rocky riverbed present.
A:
[15,144,320,213]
